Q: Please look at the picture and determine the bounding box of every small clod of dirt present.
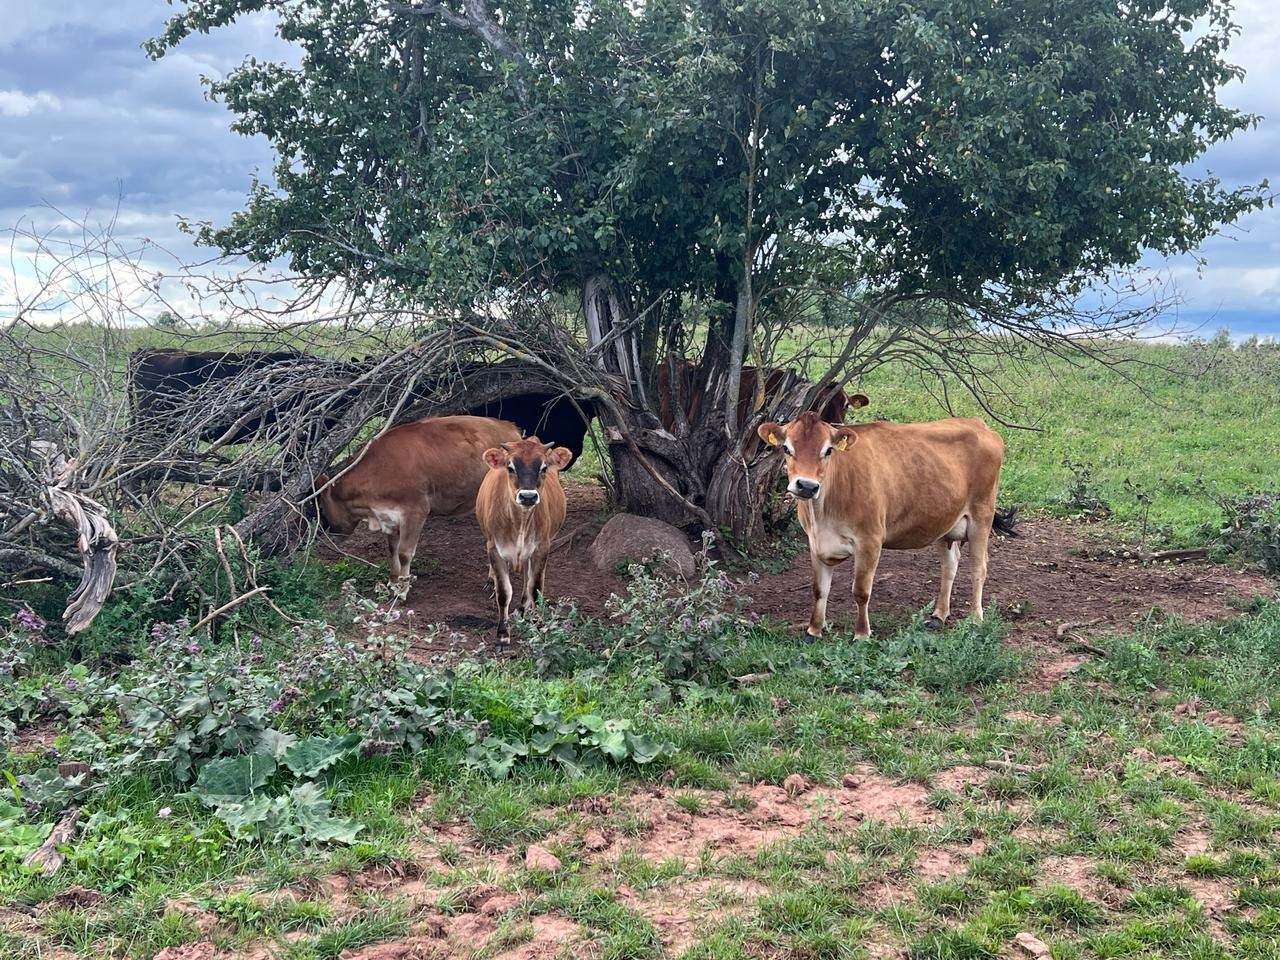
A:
[337,936,443,960]
[163,899,218,935]
[523,844,562,872]
[151,944,216,960]
[479,893,523,917]
[931,765,989,793]
[50,885,104,909]
[487,914,580,960]
[782,774,809,796]
[582,828,610,852]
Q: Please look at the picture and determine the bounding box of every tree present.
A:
[151,0,1265,544]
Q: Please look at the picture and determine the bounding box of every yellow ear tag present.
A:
[767,432,779,446]
[835,436,849,451]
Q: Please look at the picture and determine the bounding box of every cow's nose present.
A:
[792,478,820,499]
[516,490,539,507]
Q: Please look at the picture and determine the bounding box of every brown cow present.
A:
[475,437,573,642]
[316,415,521,580]
[657,359,863,432]
[757,412,1016,638]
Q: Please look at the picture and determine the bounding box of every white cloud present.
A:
[0,89,61,116]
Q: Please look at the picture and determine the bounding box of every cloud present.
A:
[0,89,62,117]
[1,1,1276,334]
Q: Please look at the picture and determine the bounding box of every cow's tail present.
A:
[992,506,1019,538]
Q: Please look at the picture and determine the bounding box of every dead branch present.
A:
[23,807,81,875]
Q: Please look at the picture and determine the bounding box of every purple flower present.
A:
[15,608,46,633]
[175,617,190,629]
[157,806,172,819]
[269,700,284,713]
[64,678,78,691]
[250,635,263,648]
[185,642,200,655]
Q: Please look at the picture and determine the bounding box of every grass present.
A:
[5,599,1280,957]
[4,328,1279,956]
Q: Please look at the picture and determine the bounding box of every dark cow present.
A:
[462,393,597,469]
[128,347,309,443]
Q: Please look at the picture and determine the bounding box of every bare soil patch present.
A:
[317,485,1270,658]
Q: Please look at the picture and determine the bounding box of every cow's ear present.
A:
[847,393,869,409]
[832,426,859,451]
[483,447,509,469]
[757,422,784,447]
[548,446,574,470]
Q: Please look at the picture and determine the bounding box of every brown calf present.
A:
[475,437,572,641]
[316,415,521,579]
[758,412,1014,638]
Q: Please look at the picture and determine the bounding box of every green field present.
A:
[4,327,1279,959]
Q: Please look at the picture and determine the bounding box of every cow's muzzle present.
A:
[516,489,540,508]
[790,477,821,500]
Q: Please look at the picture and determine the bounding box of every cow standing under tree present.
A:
[316,415,522,580]
[757,412,1016,638]
[475,437,573,643]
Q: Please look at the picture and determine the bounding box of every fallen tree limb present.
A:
[1144,547,1210,563]
[23,807,81,875]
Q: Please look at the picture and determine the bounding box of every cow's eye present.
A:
[507,464,516,473]
[539,464,547,474]
[821,447,833,458]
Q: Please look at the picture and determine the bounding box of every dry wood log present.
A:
[22,807,81,875]
[31,442,119,633]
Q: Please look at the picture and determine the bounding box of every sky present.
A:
[1,0,1277,337]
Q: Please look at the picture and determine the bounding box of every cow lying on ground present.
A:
[657,358,863,432]
[475,437,572,642]
[316,415,522,580]
[758,411,1016,638]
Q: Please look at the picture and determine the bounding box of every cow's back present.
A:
[333,415,521,518]
[822,418,1003,549]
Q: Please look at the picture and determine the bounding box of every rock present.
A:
[479,893,522,916]
[1013,932,1052,959]
[583,829,610,852]
[589,514,696,580]
[524,844,562,872]
[783,774,809,797]
[841,773,862,790]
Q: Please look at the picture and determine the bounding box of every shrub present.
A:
[522,535,757,682]
[1213,489,1280,574]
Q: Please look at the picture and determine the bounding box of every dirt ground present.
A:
[317,482,1272,661]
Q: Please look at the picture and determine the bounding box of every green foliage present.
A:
[523,543,754,682]
[464,709,674,780]
[1060,458,1111,518]
[150,0,1263,322]
[1097,600,1280,717]
[819,612,1016,694]
[1212,490,1280,574]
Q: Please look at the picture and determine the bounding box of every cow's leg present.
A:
[525,549,550,613]
[393,510,427,580]
[807,554,835,638]
[929,540,961,627]
[968,510,993,621]
[489,547,515,643]
[852,541,883,638]
[385,530,403,580]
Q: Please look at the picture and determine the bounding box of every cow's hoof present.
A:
[924,616,946,631]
